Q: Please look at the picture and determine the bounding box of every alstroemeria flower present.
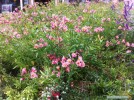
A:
[21,68,27,76]
[76,56,85,68]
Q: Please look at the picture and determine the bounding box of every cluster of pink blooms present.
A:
[50,15,70,32]
[21,67,38,81]
[81,26,92,33]
[94,27,104,33]
[46,34,63,43]
[48,52,85,77]
[34,38,48,49]
[101,18,111,23]
[106,35,134,53]
[12,32,22,39]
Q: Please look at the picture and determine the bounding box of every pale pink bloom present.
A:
[39,38,44,43]
[51,21,58,29]
[34,44,39,49]
[57,37,63,42]
[75,28,81,33]
[13,32,18,36]
[30,72,38,78]
[62,62,70,68]
[61,56,66,64]
[16,34,21,38]
[81,26,89,33]
[62,16,70,23]
[76,56,85,68]
[21,68,27,76]
[66,58,72,64]
[115,35,119,39]
[52,59,59,65]
[48,35,55,41]
[39,43,44,48]
[31,67,37,73]
[56,72,60,77]
[62,25,68,32]
[126,50,131,53]
[94,27,104,33]
[43,42,48,47]
[131,43,134,47]
[125,42,130,47]
[122,39,126,43]
[72,53,77,58]
[107,18,111,21]
[66,67,70,72]
[116,40,120,45]
[105,41,110,47]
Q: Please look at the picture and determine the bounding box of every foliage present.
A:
[0,1,134,99]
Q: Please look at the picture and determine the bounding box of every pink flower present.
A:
[31,67,37,73]
[94,27,104,33]
[66,67,70,72]
[76,56,85,68]
[21,68,27,76]
[62,62,70,68]
[16,34,21,38]
[107,18,111,21]
[131,43,134,47]
[43,42,48,47]
[34,44,39,49]
[61,56,66,63]
[126,50,131,53]
[52,59,59,65]
[105,41,110,47]
[30,72,38,78]
[51,21,58,29]
[62,16,70,23]
[62,25,68,32]
[72,53,77,58]
[56,72,60,77]
[116,40,120,45]
[115,35,119,39]
[39,43,44,48]
[125,42,130,47]
[57,37,63,42]
[39,38,44,43]
[81,26,89,33]
[122,39,126,44]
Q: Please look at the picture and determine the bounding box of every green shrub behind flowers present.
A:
[0,2,134,99]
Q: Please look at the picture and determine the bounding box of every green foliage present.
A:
[0,2,133,99]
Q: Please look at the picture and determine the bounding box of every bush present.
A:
[0,2,134,99]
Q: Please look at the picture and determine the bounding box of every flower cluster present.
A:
[20,67,38,81]
[47,52,85,77]
[34,38,48,49]
[50,15,70,32]
[94,27,104,33]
